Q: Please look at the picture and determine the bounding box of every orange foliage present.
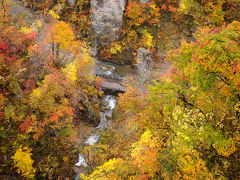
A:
[19,118,33,133]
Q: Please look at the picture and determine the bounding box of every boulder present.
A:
[105,110,113,119]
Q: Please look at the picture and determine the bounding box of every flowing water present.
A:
[74,0,131,178]
[74,94,118,179]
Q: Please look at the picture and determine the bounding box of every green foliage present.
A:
[178,0,226,27]
[170,106,236,156]
[159,22,239,178]
[38,155,59,179]
[91,21,240,179]
[2,0,240,179]
[170,21,240,121]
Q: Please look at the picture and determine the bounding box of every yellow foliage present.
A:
[12,147,36,179]
[21,26,34,34]
[63,63,77,82]
[110,43,122,54]
[21,20,43,33]
[140,32,153,49]
[53,21,75,49]
[62,46,94,82]
[49,10,60,19]
[36,20,43,28]
[80,158,130,180]
[178,0,225,26]
[213,137,237,157]
[47,21,78,53]
[177,147,210,180]
[29,74,66,114]
[79,47,94,65]
[179,0,199,14]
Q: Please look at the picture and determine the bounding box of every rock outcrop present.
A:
[91,0,126,47]
[140,0,150,4]
[67,0,75,6]
[76,92,100,126]
[135,48,153,86]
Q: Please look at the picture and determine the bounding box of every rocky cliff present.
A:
[91,0,126,54]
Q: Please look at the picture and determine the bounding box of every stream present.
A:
[74,0,131,178]
[74,94,117,179]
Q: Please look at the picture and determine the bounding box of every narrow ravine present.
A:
[3,0,238,179]
[74,1,161,178]
[74,94,117,179]
[74,0,131,179]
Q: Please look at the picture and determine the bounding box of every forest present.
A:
[0,0,240,179]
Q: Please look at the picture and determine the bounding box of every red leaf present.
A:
[19,118,33,133]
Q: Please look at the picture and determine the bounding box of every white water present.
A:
[74,95,117,179]
[85,132,100,145]
[75,154,88,167]
[106,95,117,110]
[96,95,117,129]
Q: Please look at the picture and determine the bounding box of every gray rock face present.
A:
[76,92,100,126]
[140,0,149,4]
[135,48,153,86]
[68,0,75,6]
[91,0,126,45]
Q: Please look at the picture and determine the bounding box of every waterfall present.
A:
[74,94,117,179]
[74,1,127,179]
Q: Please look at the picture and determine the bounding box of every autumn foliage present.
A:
[1,0,240,179]
[82,21,240,179]
[0,1,96,179]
